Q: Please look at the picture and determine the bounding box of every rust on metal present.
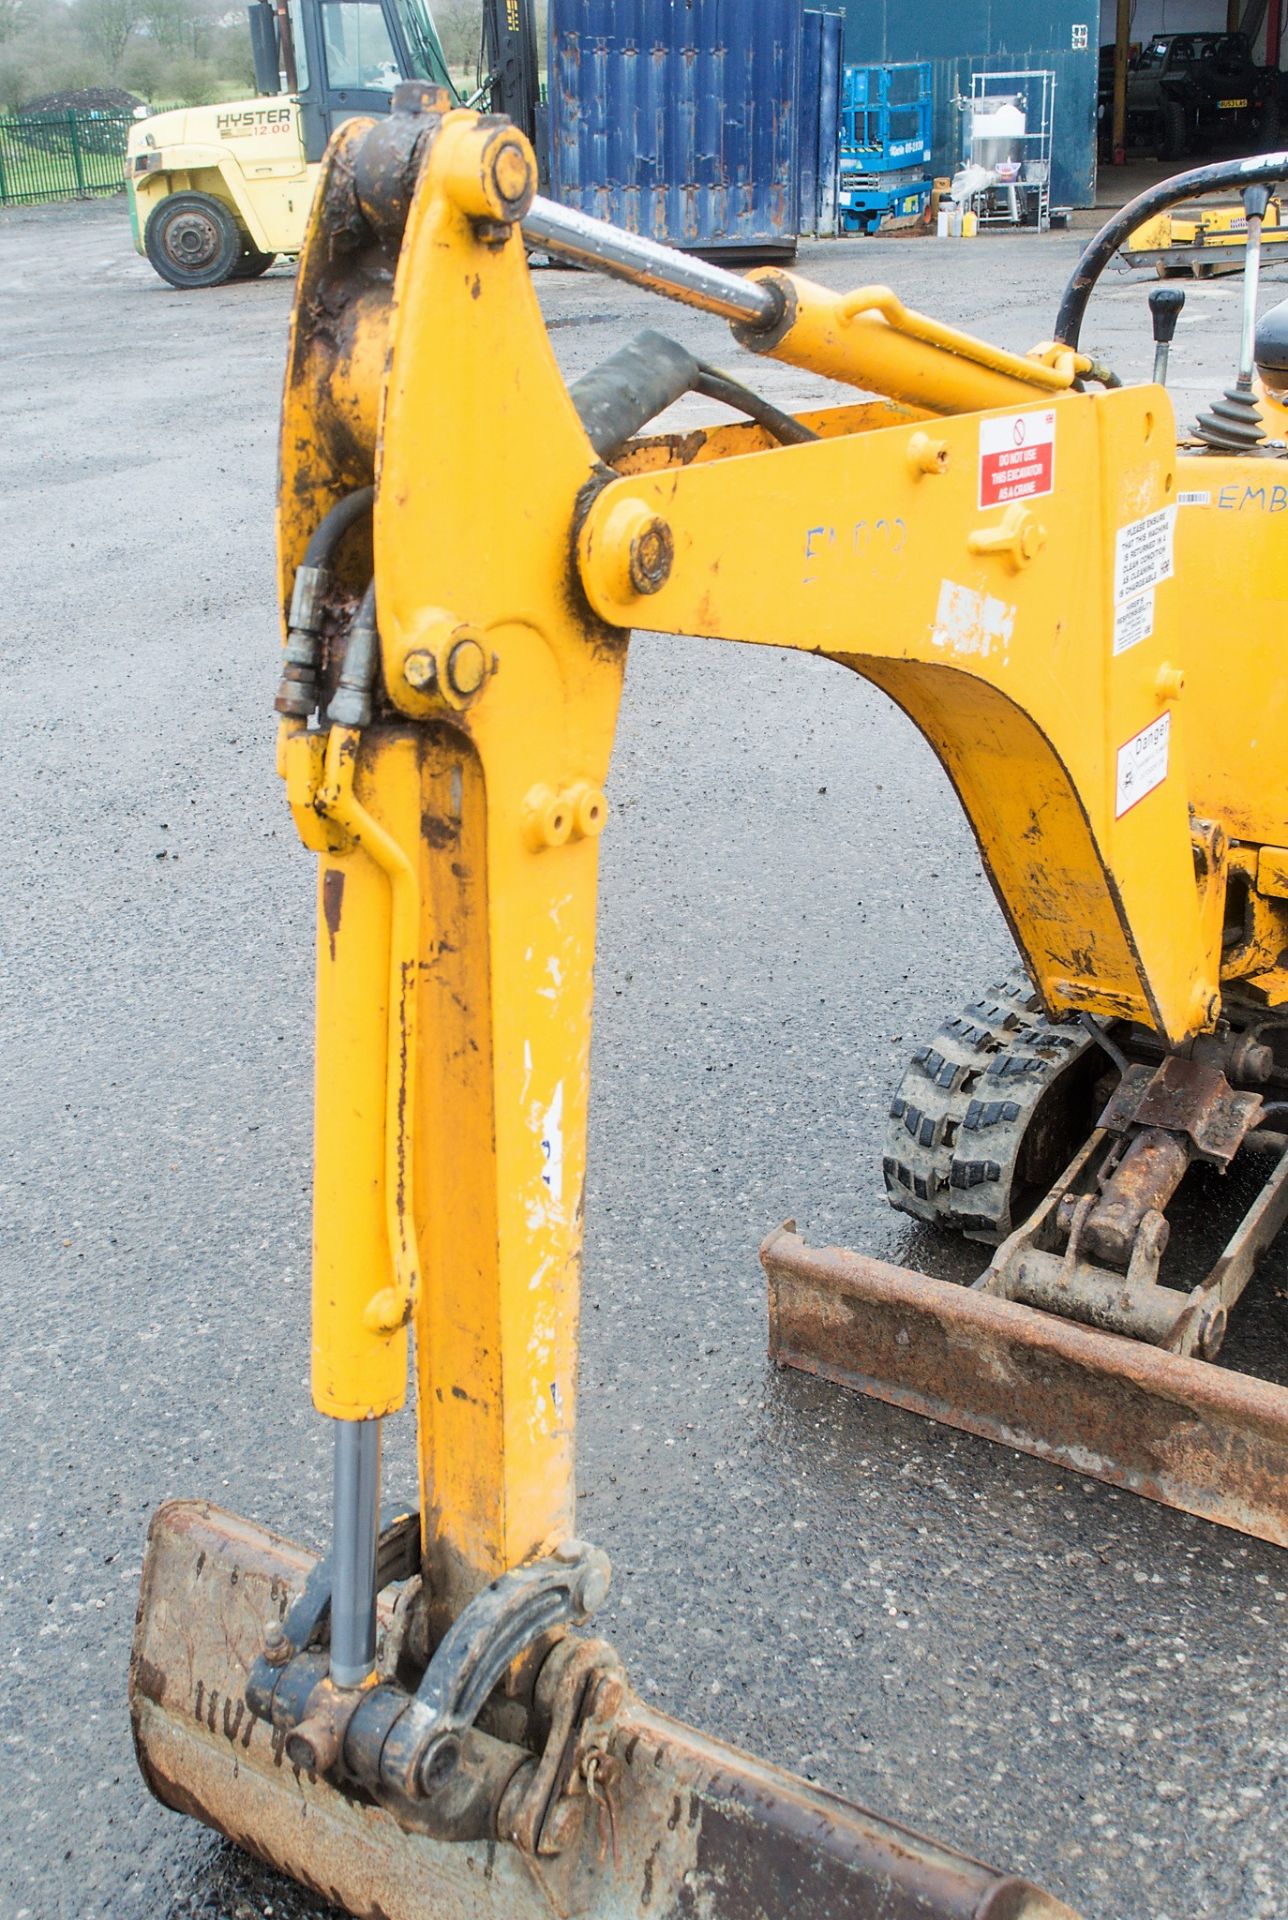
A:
[131,1500,1078,1920]
[1081,1127,1189,1267]
[1097,1056,1262,1165]
[762,1224,1288,1548]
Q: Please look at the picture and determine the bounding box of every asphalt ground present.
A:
[1,194,1286,1920]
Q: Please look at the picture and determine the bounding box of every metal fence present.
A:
[0,110,133,208]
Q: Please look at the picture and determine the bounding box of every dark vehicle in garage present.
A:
[1099,32,1280,160]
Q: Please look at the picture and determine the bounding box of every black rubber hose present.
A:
[303,485,375,569]
[692,365,819,445]
[569,328,819,459]
[1055,151,1288,348]
[570,331,700,458]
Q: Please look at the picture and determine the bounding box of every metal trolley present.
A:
[961,68,1055,232]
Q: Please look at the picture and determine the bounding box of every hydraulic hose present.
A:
[691,365,818,446]
[570,327,819,461]
[1055,152,1288,348]
[275,486,376,720]
[303,484,375,567]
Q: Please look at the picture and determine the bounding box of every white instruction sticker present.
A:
[979,410,1057,508]
[1116,713,1171,817]
[1115,506,1176,604]
[1113,588,1154,656]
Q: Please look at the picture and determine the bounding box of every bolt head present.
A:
[404,648,438,692]
[628,515,674,595]
[1196,1303,1228,1359]
[592,1672,625,1720]
[262,1619,291,1665]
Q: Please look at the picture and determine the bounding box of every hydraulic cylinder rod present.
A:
[330,1417,382,1688]
[522,195,778,326]
[521,193,1073,414]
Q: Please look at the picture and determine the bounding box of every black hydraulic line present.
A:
[1055,152,1288,349]
[570,330,700,458]
[1078,1011,1131,1075]
[692,365,819,445]
[303,485,375,568]
[570,328,819,462]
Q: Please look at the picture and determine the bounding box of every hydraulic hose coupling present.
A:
[328,588,379,731]
[274,563,329,720]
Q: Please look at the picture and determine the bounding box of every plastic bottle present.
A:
[962,209,978,238]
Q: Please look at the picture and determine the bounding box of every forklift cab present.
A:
[251,0,454,162]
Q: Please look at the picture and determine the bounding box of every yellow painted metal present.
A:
[276,98,1288,1627]
[736,271,1084,416]
[1126,197,1285,256]
[1172,457,1288,850]
[579,387,1218,1041]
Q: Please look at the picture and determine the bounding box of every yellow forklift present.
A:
[130,94,1288,1920]
[125,0,537,286]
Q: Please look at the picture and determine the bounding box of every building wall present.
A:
[839,1,1099,205]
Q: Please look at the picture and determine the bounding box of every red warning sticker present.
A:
[978,409,1057,509]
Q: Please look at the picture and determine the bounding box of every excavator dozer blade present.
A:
[131,1499,1078,1920]
[762,1226,1288,1548]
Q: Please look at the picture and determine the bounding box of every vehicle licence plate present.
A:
[1220,97,1249,109]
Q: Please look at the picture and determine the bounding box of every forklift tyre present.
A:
[144,191,244,289]
[230,245,276,280]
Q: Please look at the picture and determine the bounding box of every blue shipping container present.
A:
[548,0,803,252]
[799,9,844,236]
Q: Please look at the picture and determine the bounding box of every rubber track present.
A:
[883,982,1096,1244]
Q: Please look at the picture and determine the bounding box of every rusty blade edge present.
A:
[761,1225,1288,1549]
[130,1499,1079,1920]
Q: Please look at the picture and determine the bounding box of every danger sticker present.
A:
[1116,712,1171,817]
[1113,587,1154,656]
[979,410,1057,509]
[1114,506,1176,604]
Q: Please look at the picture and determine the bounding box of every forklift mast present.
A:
[480,0,540,143]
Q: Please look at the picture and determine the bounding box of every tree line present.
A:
[0,0,546,117]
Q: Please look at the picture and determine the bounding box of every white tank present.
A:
[971,97,1025,172]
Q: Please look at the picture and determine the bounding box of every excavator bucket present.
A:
[131,1499,1076,1920]
[763,1225,1288,1548]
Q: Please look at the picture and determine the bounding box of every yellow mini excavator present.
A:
[131,86,1288,1920]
